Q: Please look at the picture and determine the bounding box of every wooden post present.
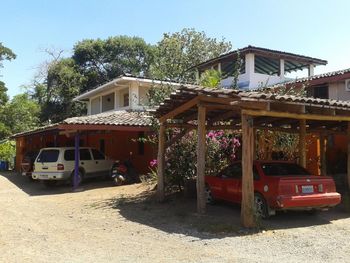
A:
[241,114,255,228]
[299,119,306,168]
[157,123,166,201]
[196,105,206,214]
[347,123,350,191]
[320,133,327,176]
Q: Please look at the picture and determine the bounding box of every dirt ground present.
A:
[1,172,350,263]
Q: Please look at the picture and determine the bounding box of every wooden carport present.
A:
[154,85,350,228]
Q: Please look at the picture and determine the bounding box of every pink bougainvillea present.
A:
[149,159,158,167]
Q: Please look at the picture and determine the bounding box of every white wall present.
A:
[220,52,288,90]
[328,81,350,101]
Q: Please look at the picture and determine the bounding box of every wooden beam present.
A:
[157,123,166,201]
[347,123,350,191]
[200,103,237,110]
[320,133,327,176]
[159,97,198,123]
[198,95,234,105]
[270,102,305,114]
[299,120,306,168]
[241,114,255,228]
[242,109,350,122]
[196,105,206,214]
[236,100,270,111]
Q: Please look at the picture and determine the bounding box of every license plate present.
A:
[39,174,48,179]
[302,185,314,194]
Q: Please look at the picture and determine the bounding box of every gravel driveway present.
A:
[1,171,350,263]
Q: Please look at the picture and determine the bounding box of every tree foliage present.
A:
[199,69,222,88]
[0,140,15,163]
[73,36,155,92]
[39,58,86,123]
[0,43,16,105]
[150,28,232,82]
[0,94,40,137]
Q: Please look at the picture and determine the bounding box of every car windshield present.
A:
[36,150,59,163]
[261,163,311,176]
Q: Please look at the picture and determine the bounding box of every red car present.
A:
[205,161,341,218]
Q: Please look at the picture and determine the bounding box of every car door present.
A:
[223,163,242,203]
[79,149,94,177]
[235,164,261,203]
[91,148,110,177]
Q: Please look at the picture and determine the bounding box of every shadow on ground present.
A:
[0,171,116,196]
[92,187,350,239]
[3,171,350,239]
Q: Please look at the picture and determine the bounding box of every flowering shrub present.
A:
[164,130,241,191]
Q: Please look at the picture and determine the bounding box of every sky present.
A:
[1,0,350,98]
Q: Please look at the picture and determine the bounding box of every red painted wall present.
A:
[15,130,156,175]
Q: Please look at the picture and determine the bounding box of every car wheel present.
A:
[205,185,215,204]
[70,170,83,187]
[254,193,269,219]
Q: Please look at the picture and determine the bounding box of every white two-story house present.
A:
[74,74,182,115]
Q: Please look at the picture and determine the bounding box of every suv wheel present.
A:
[70,170,83,187]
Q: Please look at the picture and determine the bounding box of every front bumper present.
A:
[275,192,341,210]
[32,171,71,180]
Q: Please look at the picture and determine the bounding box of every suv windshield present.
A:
[261,163,311,176]
[37,150,59,163]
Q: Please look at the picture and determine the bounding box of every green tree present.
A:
[0,43,16,105]
[150,28,232,82]
[73,36,155,92]
[0,94,40,138]
[0,140,15,163]
[43,58,86,123]
[199,69,222,88]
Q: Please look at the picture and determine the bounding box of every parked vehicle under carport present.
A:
[32,147,115,186]
[205,161,341,218]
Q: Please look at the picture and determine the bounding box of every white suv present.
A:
[32,147,114,184]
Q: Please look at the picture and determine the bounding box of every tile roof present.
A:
[263,68,350,90]
[155,85,350,118]
[62,110,153,126]
[11,110,153,138]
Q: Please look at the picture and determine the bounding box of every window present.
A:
[102,93,115,112]
[37,150,59,163]
[261,163,311,176]
[91,149,105,160]
[64,149,92,161]
[80,149,92,160]
[123,93,129,107]
[64,150,75,161]
[91,97,101,115]
[220,163,260,180]
[220,163,242,178]
[314,85,329,99]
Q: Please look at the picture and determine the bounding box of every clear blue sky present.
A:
[1,0,349,97]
